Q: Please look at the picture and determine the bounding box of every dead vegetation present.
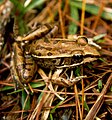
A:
[0,0,112,120]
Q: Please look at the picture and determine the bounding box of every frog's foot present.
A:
[51,69,87,87]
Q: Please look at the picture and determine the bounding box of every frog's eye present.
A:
[77,36,88,46]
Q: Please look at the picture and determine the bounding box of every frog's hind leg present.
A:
[10,50,24,90]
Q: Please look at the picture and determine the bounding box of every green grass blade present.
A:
[50,97,66,114]
[69,1,79,34]
[10,0,25,16]
[98,80,103,91]
[21,90,30,110]
[24,0,46,12]
[70,0,112,21]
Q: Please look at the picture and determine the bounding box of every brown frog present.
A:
[11,23,100,87]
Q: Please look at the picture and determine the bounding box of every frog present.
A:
[11,23,100,88]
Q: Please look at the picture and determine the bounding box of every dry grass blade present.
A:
[28,87,50,120]
[85,73,112,120]
[74,84,82,119]
[58,0,65,38]
[38,68,64,100]
[80,0,86,35]
[40,85,58,120]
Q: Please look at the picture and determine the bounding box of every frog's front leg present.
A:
[51,69,87,87]
[11,42,37,88]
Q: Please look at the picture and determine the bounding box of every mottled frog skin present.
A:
[29,36,100,69]
[11,23,100,87]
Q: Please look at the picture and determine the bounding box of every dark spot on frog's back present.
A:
[36,45,45,50]
[47,52,52,56]
[37,53,42,56]
[46,47,52,51]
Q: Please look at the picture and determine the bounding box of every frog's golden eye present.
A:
[77,36,88,46]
